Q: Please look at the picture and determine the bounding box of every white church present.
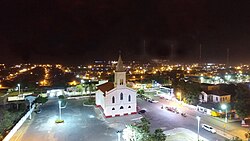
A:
[95,55,137,118]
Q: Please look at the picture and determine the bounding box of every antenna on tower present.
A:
[199,44,202,63]
[227,48,230,66]
[141,40,148,63]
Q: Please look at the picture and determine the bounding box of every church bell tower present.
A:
[114,54,126,88]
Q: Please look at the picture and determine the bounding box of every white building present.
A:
[96,55,137,118]
[199,90,231,103]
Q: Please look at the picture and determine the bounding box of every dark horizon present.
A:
[1,1,250,64]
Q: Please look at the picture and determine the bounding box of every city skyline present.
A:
[1,1,250,64]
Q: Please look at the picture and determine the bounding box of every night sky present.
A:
[1,0,250,64]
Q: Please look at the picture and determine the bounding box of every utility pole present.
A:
[142,39,148,63]
[170,43,174,63]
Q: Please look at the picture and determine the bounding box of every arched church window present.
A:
[120,93,123,100]
[120,106,124,109]
[112,96,115,103]
[128,95,131,102]
[128,106,131,108]
[120,79,123,85]
[112,107,115,110]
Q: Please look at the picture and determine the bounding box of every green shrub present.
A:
[55,119,64,123]
[34,96,48,104]
[58,95,65,100]
[83,97,95,105]
[137,89,145,94]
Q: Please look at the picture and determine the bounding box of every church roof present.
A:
[97,82,114,93]
[116,55,125,72]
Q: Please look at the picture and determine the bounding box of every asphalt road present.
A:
[137,98,226,141]
[16,98,118,141]
[160,97,248,139]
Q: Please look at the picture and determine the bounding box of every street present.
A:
[159,97,248,140]
[137,98,226,141]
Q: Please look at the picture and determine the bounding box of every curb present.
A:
[94,107,107,122]
[82,103,95,107]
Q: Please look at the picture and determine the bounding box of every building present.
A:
[95,55,137,118]
[199,90,231,103]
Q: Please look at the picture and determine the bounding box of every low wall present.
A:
[64,91,96,96]
[3,104,35,141]
[7,93,33,101]
[183,103,197,110]
[7,96,24,101]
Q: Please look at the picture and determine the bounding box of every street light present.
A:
[221,104,228,123]
[117,130,122,141]
[58,101,62,120]
[17,84,20,95]
[196,116,201,141]
[221,104,228,135]
[177,92,182,102]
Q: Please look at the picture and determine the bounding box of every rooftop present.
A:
[97,82,114,94]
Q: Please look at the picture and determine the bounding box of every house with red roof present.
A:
[199,90,231,103]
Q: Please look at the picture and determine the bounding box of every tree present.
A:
[34,96,48,104]
[58,95,67,107]
[137,89,145,95]
[151,129,166,141]
[122,118,165,141]
[76,84,84,94]
[177,81,201,105]
[123,125,146,141]
[138,117,150,133]
[58,95,65,100]
[234,84,250,122]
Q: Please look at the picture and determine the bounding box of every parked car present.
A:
[147,99,153,103]
[201,124,216,133]
[138,109,147,114]
[152,100,159,103]
[181,113,187,117]
[175,109,180,114]
[166,106,175,112]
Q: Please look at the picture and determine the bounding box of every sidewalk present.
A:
[94,106,143,130]
[174,101,247,140]
[9,114,35,141]
[94,106,106,121]
[164,128,209,141]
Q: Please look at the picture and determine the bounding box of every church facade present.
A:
[95,55,137,118]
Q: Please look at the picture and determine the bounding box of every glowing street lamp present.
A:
[177,92,182,102]
[221,104,228,135]
[196,116,201,141]
[58,101,62,120]
[17,84,20,95]
[221,104,228,123]
[117,130,122,141]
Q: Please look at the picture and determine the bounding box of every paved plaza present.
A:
[164,128,209,141]
[11,99,119,141]
[10,97,145,141]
